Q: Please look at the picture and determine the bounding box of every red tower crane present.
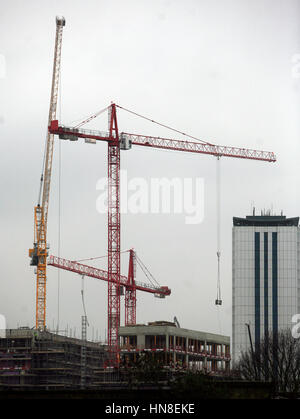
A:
[48,105,276,367]
[47,250,171,327]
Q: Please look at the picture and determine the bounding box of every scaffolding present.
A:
[80,316,87,389]
[0,329,108,390]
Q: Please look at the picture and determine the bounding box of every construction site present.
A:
[0,321,231,390]
[0,15,277,393]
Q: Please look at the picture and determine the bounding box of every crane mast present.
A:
[125,249,137,326]
[29,17,65,330]
[42,16,65,226]
[107,104,121,366]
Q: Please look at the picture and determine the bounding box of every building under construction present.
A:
[120,321,230,373]
[0,322,230,390]
[0,328,108,390]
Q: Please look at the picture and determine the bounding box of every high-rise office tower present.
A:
[232,212,300,365]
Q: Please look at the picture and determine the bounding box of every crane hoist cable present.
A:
[57,61,63,333]
[215,156,222,306]
[56,131,62,332]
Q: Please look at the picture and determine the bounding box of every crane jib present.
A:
[49,120,276,163]
[47,255,171,297]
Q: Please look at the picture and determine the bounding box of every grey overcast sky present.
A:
[0,0,299,341]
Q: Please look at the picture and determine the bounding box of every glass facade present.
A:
[232,217,300,364]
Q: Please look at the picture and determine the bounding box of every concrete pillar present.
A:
[173,335,176,363]
[204,340,207,371]
[185,337,189,367]
[225,344,230,372]
[137,334,145,350]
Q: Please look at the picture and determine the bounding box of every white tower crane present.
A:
[29,16,66,330]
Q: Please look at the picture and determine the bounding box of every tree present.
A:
[237,329,300,393]
[170,370,224,399]
[122,352,166,388]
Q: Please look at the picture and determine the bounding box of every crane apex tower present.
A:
[232,212,300,365]
[56,16,66,26]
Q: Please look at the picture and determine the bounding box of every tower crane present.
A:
[47,250,171,326]
[48,105,276,367]
[29,17,66,330]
